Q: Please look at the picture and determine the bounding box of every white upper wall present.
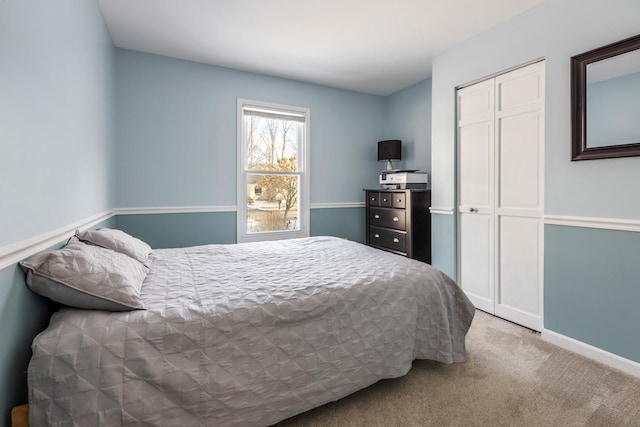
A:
[431,0,640,219]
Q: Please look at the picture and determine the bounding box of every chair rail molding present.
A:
[117,205,237,215]
[118,203,365,215]
[0,210,116,271]
[310,202,364,209]
[544,214,640,233]
[429,207,454,216]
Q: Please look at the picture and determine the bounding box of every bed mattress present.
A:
[28,236,474,426]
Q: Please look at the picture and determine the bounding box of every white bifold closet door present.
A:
[457,61,545,331]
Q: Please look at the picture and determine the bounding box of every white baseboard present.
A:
[542,329,640,378]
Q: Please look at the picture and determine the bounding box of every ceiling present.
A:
[99,0,543,96]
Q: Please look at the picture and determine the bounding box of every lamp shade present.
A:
[378,140,401,162]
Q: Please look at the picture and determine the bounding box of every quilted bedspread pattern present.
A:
[29,237,475,426]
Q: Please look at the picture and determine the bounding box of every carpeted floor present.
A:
[276,310,640,426]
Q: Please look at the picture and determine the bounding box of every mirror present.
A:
[571,34,640,160]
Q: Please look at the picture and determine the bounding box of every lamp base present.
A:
[386,160,394,171]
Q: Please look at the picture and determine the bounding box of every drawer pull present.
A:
[383,198,388,202]
[469,207,477,213]
[393,238,399,243]
[374,234,380,238]
[371,197,376,201]
[374,214,380,219]
[393,217,399,222]
[396,199,402,203]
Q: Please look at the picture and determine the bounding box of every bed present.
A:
[23,233,474,426]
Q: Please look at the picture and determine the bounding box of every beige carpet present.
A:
[276,310,640,426]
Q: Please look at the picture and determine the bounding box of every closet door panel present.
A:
[460,123,493,209]
[459,213,493,312]
[495,61,544,331]
[499,111,542,210]
[458,80,494,123]
[457,79,495,313]
[497,65,544,111]
[495,216,542,330]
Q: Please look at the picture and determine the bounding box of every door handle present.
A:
[469,207,477,213]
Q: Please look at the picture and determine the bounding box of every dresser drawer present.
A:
[369,208,406,230]
[369,226,406,253]
[392,193,406,209]
[379,192,393,207]
[367,192,380,206]
[367,191,397,208]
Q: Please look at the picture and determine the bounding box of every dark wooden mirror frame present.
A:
[571,34,640,161]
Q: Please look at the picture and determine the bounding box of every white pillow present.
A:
[20,239,148,311]
[75,228,152,265]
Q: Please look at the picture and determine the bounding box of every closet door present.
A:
[494,62,544,330]
[457,61,544,331]
[457,79,495,313]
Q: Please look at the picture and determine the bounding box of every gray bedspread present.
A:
[28,236,475,426]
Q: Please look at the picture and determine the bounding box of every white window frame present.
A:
[236,98,310,243]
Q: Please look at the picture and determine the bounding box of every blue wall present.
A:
[115,49,387,208]
[115,208,366,250]
[430,214,456,279]
[0,266,55,426]
[116,212,237,249]
[310,208,365,243]
[430,0,640,362]
[384,79,432,175]
[0,0,116,247]
[545,225,640,362]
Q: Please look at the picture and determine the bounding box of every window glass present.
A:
[237,100,309,242]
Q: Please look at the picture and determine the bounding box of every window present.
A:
[237,99,310,243]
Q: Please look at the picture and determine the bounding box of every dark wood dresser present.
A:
[364,189,431,263]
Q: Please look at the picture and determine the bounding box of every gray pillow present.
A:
[20,239,148,311]
[75,228,152,265]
